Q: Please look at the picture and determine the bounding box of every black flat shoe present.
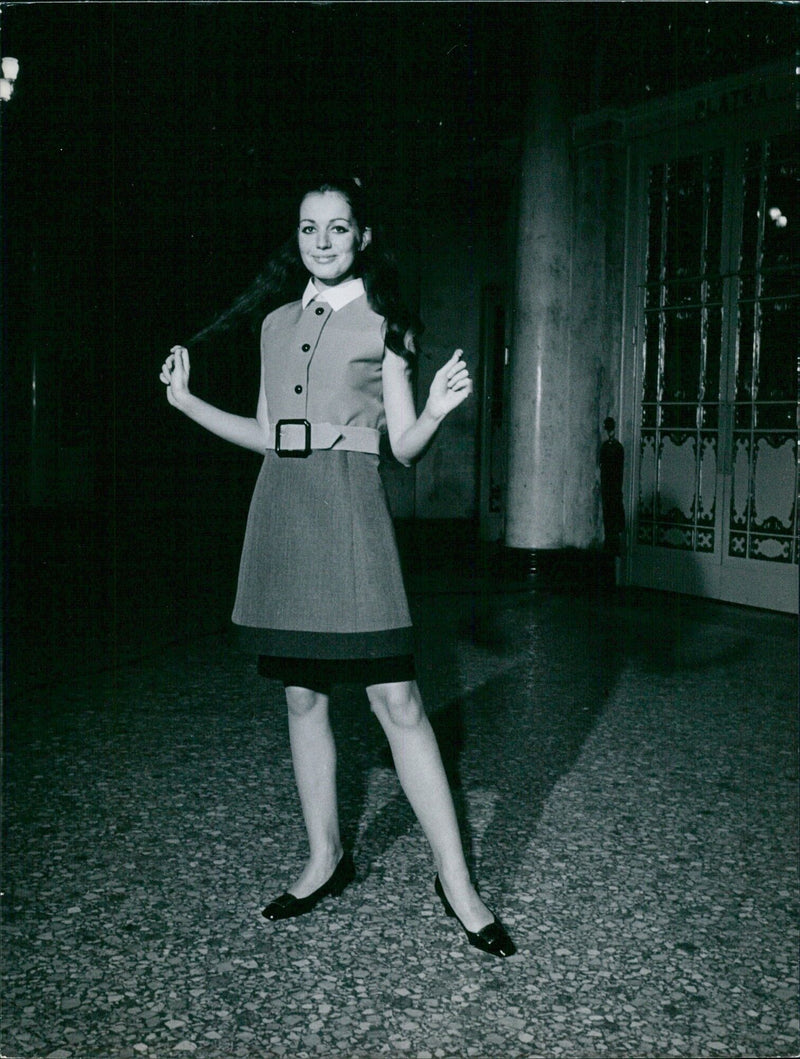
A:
[262,853,355,921]
[434,874,516,957]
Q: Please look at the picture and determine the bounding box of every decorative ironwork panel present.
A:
[639,134,798,568]
[729,134,798,563]
[639,151,724,554]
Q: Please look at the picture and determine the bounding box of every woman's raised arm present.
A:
[160,345,269,453]
[383,346,472,467]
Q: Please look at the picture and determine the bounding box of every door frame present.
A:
[618,61,797,612]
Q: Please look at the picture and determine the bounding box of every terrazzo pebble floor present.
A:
[3,554,798,1058]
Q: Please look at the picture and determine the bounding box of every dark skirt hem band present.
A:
[232,622,415,660]
[258,654,416,693]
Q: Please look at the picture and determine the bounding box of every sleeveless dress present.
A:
[231,291,414,685]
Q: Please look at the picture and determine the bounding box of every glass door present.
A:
[629,129,798,612]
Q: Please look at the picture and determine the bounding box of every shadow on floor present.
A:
[320,584,627,904]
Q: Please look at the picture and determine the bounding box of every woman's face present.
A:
[297,190,370,287]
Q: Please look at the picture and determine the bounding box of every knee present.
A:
[367,681,425,730]
[285,685,327,718]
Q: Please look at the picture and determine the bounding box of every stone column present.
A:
[505,23,597,551]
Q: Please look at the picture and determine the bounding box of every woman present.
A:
[160,176,515,958]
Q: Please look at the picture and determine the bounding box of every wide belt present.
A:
[266,419,381,458]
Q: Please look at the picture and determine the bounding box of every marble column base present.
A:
[498,546,617,593]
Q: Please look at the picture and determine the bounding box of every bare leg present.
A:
[284,686,343,898]
[367,680,493,933]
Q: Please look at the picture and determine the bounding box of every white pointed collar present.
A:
[302,277,366,312]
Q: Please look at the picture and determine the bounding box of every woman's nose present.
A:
[315,229,331,248]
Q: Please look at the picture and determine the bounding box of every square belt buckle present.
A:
[275,419,312,458]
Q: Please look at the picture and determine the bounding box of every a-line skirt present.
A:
[232,449,414,673]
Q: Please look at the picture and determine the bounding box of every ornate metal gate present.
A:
[628,79,797,612]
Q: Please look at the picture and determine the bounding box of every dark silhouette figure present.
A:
[600,417,625,555]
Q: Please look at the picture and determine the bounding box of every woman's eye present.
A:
[332,226,349,234]
[300,225,315,235]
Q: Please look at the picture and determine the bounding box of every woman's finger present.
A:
[441,363,467,384]
[446,367,470,389]
[437,349,463,373]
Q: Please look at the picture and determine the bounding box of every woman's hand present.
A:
[383,347,472,466]
[425,349,473,421]
[157,344,267,452]
[160,345,191,409]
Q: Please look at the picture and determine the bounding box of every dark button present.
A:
[301,343,311,352]
[294,384,303,394]
[315,306,325,316]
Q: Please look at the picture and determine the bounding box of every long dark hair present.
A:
[187,175,421,358]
